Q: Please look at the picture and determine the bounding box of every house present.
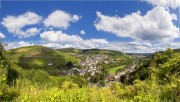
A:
[48,63,53,66]
[107,75,115,81]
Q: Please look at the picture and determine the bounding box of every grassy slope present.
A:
[6,46,133,69]
[81,49,132,60]
[107,65,126,74]
[58,48,81,53]
[6,46,79,66]
[59,48,133,63]
[59,48,131,58]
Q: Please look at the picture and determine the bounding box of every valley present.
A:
[0,45,180,101]
[1,0,180,101]
[6,46,134,84]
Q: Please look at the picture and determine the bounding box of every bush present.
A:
[6,67,19,85]
[100,80,105,87]
[32,70,50,85]
[0,88,19,101]
[61,81,79,90]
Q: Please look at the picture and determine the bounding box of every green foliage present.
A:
[6,66,19,85]
[32,69,50,85]
[0,42,19,101]
[61,81,79,90]
[0,88,19,102]
[100,80,105,87]
[72,76,87,87]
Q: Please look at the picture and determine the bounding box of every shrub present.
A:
[32,70,50,85]
[61,81,79,90]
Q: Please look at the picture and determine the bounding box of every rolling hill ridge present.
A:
[6,46,132,68]
[6,46,79,67]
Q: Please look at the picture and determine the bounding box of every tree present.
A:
[165,48,173,58]
[100,80,105,87]
[32,70,50,85]
[6,66,19,85]
[65,60,74,70]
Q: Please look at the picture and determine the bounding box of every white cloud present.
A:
[6,41,34,50]
[40,29,180,53]
[94,6,180,41]
[41,37,180,53]
[144,0,180,9]
[72,15,81,21]
[44,10,81,29]
[0,32,5,39]
[40,30,108,49]
[98,39,180,53]
[80,30,86,35]
[25,28,41,38]
[1,12,42,38]
[40,30,83,43]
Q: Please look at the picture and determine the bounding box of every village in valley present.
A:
[65,52,138,86]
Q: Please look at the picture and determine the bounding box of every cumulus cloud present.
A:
[44,10,81,29]
[144,0,180,9]
[97,39,180,53]
[40,30,83,43]
[94,6,179,41]
[40,29,180,53]
[0,32,5,39]
[1,12,42,38]
[80,30,86,35]
[40,30,108,49]
[25,28,41,37]
[41,36,180,53]
[6,41,34,50]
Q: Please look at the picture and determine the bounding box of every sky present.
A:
[0,0,179,53]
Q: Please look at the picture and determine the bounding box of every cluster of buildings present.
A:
[70,54,112,76]
[78,54,108,76]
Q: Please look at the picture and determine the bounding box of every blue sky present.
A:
[0,0,179,53]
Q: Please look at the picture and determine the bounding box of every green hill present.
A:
[59,48,132,60]
[174,48,180,52]
[6,46,79,67]
[58,48,81,53]
[6,46,133,71]
[80,49,132,60]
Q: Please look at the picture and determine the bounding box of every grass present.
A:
[6,46,79,67]
[107,65,126,74]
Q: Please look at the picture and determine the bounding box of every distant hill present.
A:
[154,48,180,54]
[174,48,180,52]
[6,46,79,67]
[6,46,133,69]
[61,48,132,59]
[80,49,131,59]
[58,48,81,53]
[127,53,153,57]
[127,48,180,58]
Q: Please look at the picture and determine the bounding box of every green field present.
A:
[107,65,126,74]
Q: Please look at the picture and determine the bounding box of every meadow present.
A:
[107,65,126,74]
